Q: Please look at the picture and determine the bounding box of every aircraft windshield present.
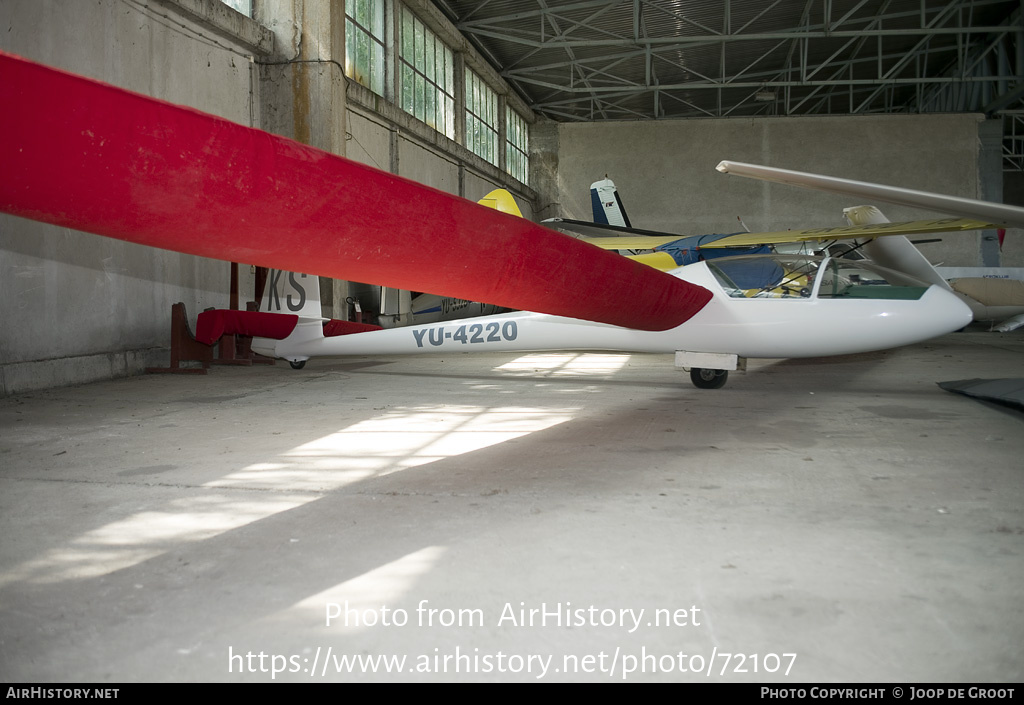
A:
[707,255,930,300]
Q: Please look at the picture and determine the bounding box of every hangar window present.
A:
[506,107,529,184]
[345,0,386,96]
[219,0,251,17]
[399,5,456,138]
[465,69,498,166]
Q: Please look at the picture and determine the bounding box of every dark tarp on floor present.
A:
[938,378,1024,410]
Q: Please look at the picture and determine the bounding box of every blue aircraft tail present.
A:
[590,177,631,228]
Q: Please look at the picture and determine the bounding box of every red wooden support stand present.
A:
[145,302,212,374]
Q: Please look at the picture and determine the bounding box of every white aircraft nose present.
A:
[921,284,974,335]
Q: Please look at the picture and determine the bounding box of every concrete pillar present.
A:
[255,0,350,317]
[530,118,561,222]
[497,94,508,176]
[453,52,467,148]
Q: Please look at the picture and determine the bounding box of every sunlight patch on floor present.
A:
[207,405,578,491]
[0,493,315,586]
[2,405,577,585]
[496,352,632,377]
[281,546,447,635]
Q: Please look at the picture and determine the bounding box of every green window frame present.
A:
[505,106,528,183]
[465,69,498,166]
[219,0,251,17]
[399,5,455,138]
[345,0,386,96]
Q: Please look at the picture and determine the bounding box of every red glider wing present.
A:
[0,52,712,331]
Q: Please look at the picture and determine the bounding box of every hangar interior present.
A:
[1,0,1022,683]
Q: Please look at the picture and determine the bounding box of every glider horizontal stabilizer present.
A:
[542,217,683,240]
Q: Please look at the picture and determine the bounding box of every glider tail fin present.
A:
[477,188,523,217]
[843,206,952,291]
[590,177,632,228]
[843,205,890,227]
[251,270,326,361]
[260,270,325,320]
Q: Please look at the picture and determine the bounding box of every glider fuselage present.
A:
[253,255,972,364]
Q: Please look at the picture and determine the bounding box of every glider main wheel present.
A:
[289,360,307,370]
[690,368,728,389]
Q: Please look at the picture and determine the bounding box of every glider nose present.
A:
[925,284,974,334]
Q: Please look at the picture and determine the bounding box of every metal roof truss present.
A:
[432,0,1024,170]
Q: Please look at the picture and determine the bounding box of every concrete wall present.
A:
[343,84,537,219]
[0,0,537,395]
[1,0,268,395]
[255,1,351,320]
[1004,171,1024,267]
[550,114,1021,269]
[344,101,537,217]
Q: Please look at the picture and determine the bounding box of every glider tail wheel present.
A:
[289,360,307,370]
[690,368,728,389]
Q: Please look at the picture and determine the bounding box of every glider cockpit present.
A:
[706,254,930,301]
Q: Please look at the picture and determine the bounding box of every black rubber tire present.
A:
[289,360,307,370]
[690,367,728,389]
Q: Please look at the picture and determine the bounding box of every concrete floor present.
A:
[1,328,1022,683]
